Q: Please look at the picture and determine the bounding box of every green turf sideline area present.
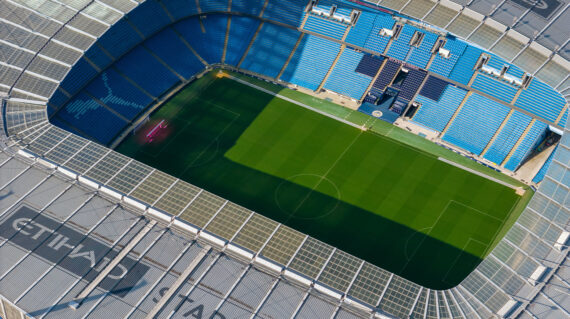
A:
[117,71,530,289]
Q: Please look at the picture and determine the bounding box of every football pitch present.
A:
[116,71,528,289]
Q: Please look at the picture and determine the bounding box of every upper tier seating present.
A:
[532,145,557,184]
[231,0,265,16]
[443,93,511,155]
[114,46,180,98]
[144,28,204,80]
[406,30,438,69]
[241,24,302,79]
[127,0,172,38]
[448,46,482,85]
[161,0,199,20]
[225,17,261,66]
[303,15,348,40]
[199,0,230,12]
[472,74,518,104]
[429,38,467,78]
[262,0,307,26]
[515,79,567,123]
[175,15,228,65]
[345,11,395,53]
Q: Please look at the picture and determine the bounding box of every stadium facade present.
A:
[0,0,569,318]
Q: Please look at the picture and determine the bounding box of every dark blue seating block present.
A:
[225,17,260,66]
[114,46,180,97]
[419,76,450,101]
[56,92,127,145]
[356,54,384,77]
[372,60,400,91]
[398,69,427,101]
[161,0,199,20]
[97,19,142,59]
[59,58,98,96]
[145,28,204,79]
[85,69,153,121]
[127,0,172,37]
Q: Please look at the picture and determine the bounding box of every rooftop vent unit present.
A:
[379,28,393,37]
[438,48,451,59]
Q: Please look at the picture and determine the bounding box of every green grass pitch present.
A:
[117,71,527,289]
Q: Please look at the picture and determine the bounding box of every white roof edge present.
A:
[439,0,462,12]
[506,29,529,44]
[529,41,552,57]
[461,8,484,22]
[484,18,506,32]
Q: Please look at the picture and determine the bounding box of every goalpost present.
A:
[132,115,150,135]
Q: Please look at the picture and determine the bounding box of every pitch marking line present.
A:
[450,200,504,222]
[437,157,519,191]
[227,75,365,130]
[284,130,363,222]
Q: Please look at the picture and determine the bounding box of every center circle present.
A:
[274,174,341,220]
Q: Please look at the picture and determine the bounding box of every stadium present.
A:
[0,0,568,318]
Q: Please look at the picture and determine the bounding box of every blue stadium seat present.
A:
[114,46,180,97]
[386,25,414,61]
[406,31,437,69]
[127,0,172,38]
[83,44,113,71]
[324,48,373,99]
[231,0,265,16]
[145,28,204,79]
[303,15,347,40]
[355,54,384,77]
[85,69,153,121]
[225,17,260,66]
[504,121,548,171]
[471,74,518,104]
[59,58,98,96]
[483,111,532,165]
[284,35,341,90]
[161,0,199,21]
[242,23,302,79]
[199,0,229,12]
[429,37,467,78]
[448,46,482,85]
[412,85,467,132]
[371,60,400,91]
[345,11,395,53]
[97,19,143,59]
[533,146,557,184]
[262,0,307,26]
[174,15,227,65]
[443,93,510,155]
[56,92,127,145]
[515,79,566,123]
[398,69,427,101]
[47,89,69,114]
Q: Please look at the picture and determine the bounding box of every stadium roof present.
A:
[0,0,569,318]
